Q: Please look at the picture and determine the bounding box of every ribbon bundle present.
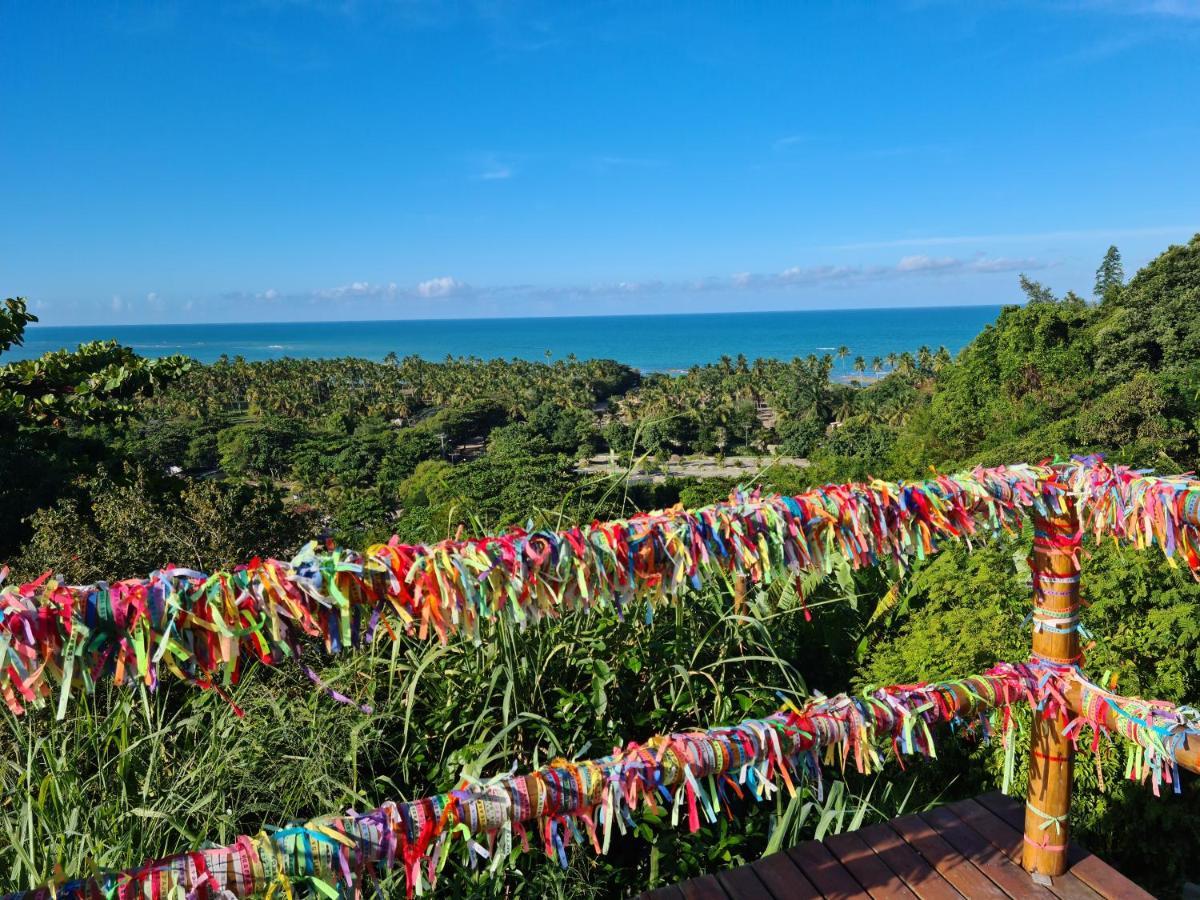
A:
[3,457,1200,717]
[0,662,1046,900]
[11,661,1197,900]
[1059,667,1200,797]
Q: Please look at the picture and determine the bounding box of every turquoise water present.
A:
[15,306,1003,371]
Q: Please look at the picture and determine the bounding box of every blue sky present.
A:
[3,1,1199,325]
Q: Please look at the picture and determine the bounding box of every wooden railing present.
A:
[1023,500,1200,878]
[7,458,1200,897]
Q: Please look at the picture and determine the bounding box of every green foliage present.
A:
[611,354,837,456]
[526,400,600,456]
[0,307,191,559]
[1019,274,1056,304]
[775,413,824,456]
[217,417,304,480]
[821,422,895,468]
[12,467,312,583]
[0,339,189,426]
[855,535,1200,893]
[9,235,1200,896]
[1095,245,1125,303]
[2,512,880,897]
[1094,234,1200,379]
[0,296,37,354]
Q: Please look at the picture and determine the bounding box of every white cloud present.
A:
[1077,0,1200,18]
[731,254,1046,290]
[473,150,521,181]
[612,279,664,294]
[775,265,858,285]
[964,256,1041,274]
[773,134,812,150]
[824,225,1194,252]
[585,156,664,173]
[146,291,159,302]
[416,276,468,298]
[111,295,125,312]
[236,253,1047,312]
[315,281,400,300]
[897,255,959,272]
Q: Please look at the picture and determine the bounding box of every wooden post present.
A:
[1023,502,1080,878]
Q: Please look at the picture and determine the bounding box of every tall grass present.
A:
[1,476,939,897]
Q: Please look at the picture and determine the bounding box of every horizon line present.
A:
[25,301,1013,331]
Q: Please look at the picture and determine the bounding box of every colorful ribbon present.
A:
[4,456,1200,717]
[0,662,1045,900]
[10,660,1197,900]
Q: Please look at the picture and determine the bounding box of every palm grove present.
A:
[3,238,1200,895]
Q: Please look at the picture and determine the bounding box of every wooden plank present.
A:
[715,865,774,900]
[955,801,1152,897]
[856,822,964,900]
[787,839,868,898]
[975,791,1024,830]
[944,800,1026,863]
[638,886,686,900]
[944,800,1101,900]
[977,792,1088,863]
[1066,857,1155,900]
[888,814,1008,900]
[748,851,823,900]
[974,793,1153,899]
[653,793,1150,900]
[921,806,1057,898]
[975,793,1087,867]
[824,830,919,900]
[677,876,729,900]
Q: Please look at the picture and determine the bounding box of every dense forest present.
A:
[4,236,1200,896]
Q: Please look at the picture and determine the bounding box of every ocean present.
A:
[15,306,1003,372]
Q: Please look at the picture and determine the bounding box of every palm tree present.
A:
[882,399,911,427]
[933,346,952,372]
[834,396,854,424]
[917,345,933,374]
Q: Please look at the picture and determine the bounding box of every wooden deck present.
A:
[638,792,1151,900]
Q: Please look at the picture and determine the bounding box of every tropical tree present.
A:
[1095,245,1125,302]
[1019,274,1055,304]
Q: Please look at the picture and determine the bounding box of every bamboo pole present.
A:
[1023,504,1080,877]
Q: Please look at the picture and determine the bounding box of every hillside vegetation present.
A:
[3,236,1200,896]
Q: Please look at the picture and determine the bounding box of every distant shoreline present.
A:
[25,302,1012,332]
[10,306,1004,370]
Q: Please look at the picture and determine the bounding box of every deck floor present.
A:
[638,792,1151,900]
